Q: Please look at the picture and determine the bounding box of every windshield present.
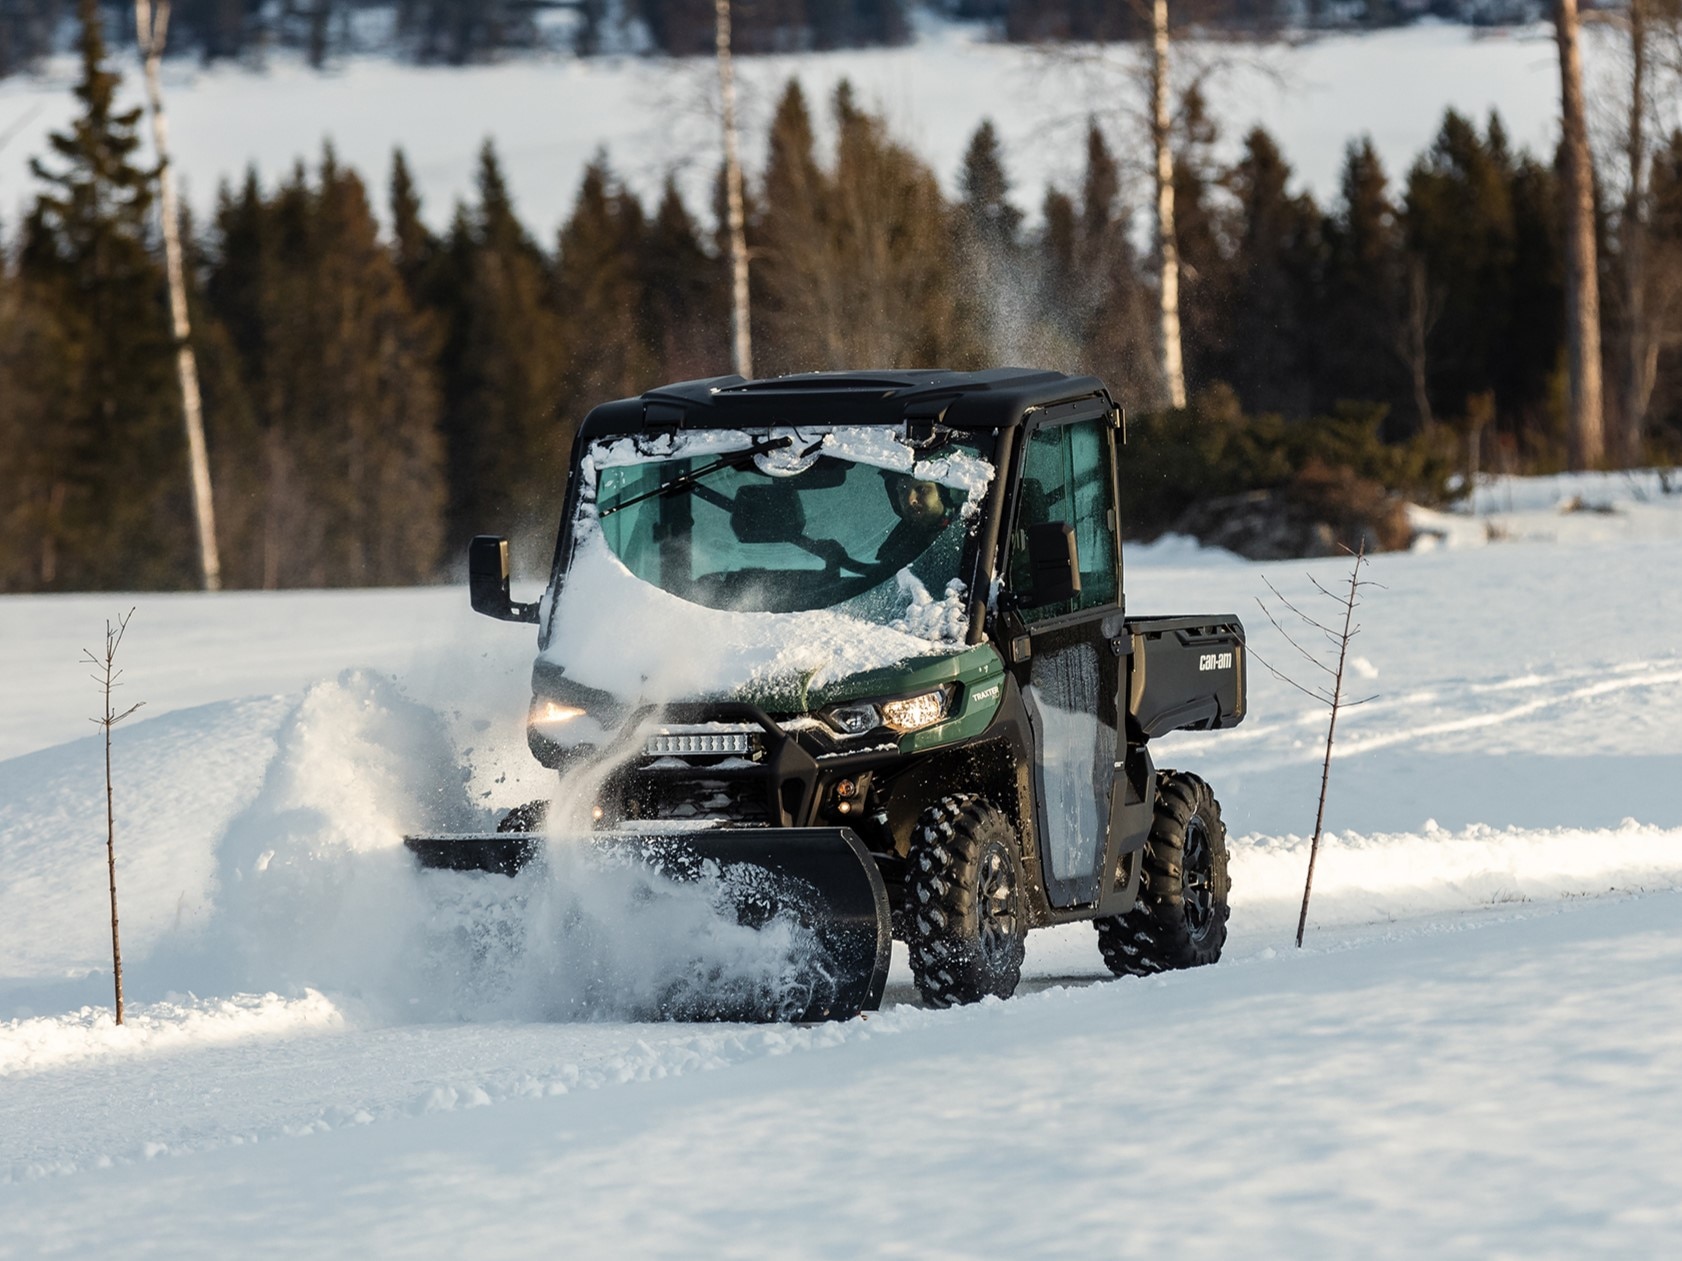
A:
[576,427,995,641]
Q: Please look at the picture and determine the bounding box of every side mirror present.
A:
[468,535,539,623]
[1024,521,1081,608]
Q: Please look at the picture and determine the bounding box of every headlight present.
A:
[879,689,950,733]
[825,701,880,736]
[822,688,951,738]
[530,699,586,727]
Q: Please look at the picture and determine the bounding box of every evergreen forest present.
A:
[0,1,1537,75]
[4,3,1682,591]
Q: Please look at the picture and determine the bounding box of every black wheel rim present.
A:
[977,843,1019,968]
[1182,816,1217,940]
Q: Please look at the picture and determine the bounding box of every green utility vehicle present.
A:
[407,369,1246,1021]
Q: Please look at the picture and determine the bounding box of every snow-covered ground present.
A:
[3,471,1681,1256]
[0,20,1625,235]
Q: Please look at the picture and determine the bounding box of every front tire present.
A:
[906,794,1026,1007]
[1096,771,1230,976]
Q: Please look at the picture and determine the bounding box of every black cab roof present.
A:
[577,368,1114,438]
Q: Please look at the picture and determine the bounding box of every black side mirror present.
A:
[468,535,539,623]
[1024,521,1081,608]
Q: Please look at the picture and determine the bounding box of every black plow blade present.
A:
[403,827,892,1023]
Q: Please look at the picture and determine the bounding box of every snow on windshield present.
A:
[544,531,964,701]
[539,427,992,702]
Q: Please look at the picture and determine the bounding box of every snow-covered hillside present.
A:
[2,472,1680,1256]
[0,20,1613,234]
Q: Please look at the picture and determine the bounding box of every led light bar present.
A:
[645,730,754,757]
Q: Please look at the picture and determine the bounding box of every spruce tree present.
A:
[1404,111,1520,436]
[1171,84,1232,397]
[958,118,1022,252]
[432,140,567,547]
[1080,119,1121,268]
[954,118,1023,362]
[200,152,447,586]
[554,153,655,407]
[1320,138,1408,428]
[1076,119,1156,403]
[829,85,971,367]
[389,147,438,299]
[641,174,726,381]
[19,0,186,589]
[1223,127,1324,417]
[757,79,833,372]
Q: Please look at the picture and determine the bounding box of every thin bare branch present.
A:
[1254,596,1336,678]
[1248,647,1337,706]
[1261,575,1342,638]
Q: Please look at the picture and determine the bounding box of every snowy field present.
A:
[3,470,1682,1257]
[0,19,1625,236]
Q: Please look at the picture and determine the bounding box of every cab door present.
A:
[1003,411,1124,909]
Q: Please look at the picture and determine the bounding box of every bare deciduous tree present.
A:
[1556,0,1606,469]
[85,609,143,1025]
[135,0,222,590]
[1254,547,1379,948]
[1150,0,1187,409]
[715,0,752,378]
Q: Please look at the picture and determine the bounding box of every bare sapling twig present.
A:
[1250,544,1381,947]
[85,609,143,1024]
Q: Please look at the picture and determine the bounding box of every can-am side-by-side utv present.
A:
[406,369,1246,1021]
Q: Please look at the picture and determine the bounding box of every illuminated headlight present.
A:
[825,702,881,736]
[530,699,586,727]
[879,689,950,734]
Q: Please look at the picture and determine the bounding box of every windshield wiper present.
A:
[598,436,792,519]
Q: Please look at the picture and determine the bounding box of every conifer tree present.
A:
[1077,119,1156,402]
[642,174,727,380]
[20,0,186,589]
[555,153,655,408]
[756,78,834,372]
[1320,138,1407,427]
[828,84,970,367]
[1222,127,1323,417]
[955,118,1023,361]
[0,245,60,590]
[1080,119,1121,270]
[1404,112,1521,436]
[1500,152,1566,454]
[199,152,446,585]
[432,140,567,545]
[389,147,437,298]
[1041,188,1077,297]
[1171,84,1232,398]
[958,119,1022,251]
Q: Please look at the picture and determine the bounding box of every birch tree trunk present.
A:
[1556,0,1606,469]
[716,0,753,379]
[1151,0,1186,410]
[1623,0,1657,464]
[135,0,221,590]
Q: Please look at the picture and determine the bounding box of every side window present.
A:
[1067,420,1118,610]
[1007,425,1067,621]
[1007,418,1119,621]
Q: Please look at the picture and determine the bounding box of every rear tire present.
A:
[1096,771,1229,976]
[906,794,1026,1007]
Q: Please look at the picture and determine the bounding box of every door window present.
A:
[1007,418,1119,621]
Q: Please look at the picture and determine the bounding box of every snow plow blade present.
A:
[403,827,892,1023]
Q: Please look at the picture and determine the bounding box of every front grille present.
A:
[625,775,770,825]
